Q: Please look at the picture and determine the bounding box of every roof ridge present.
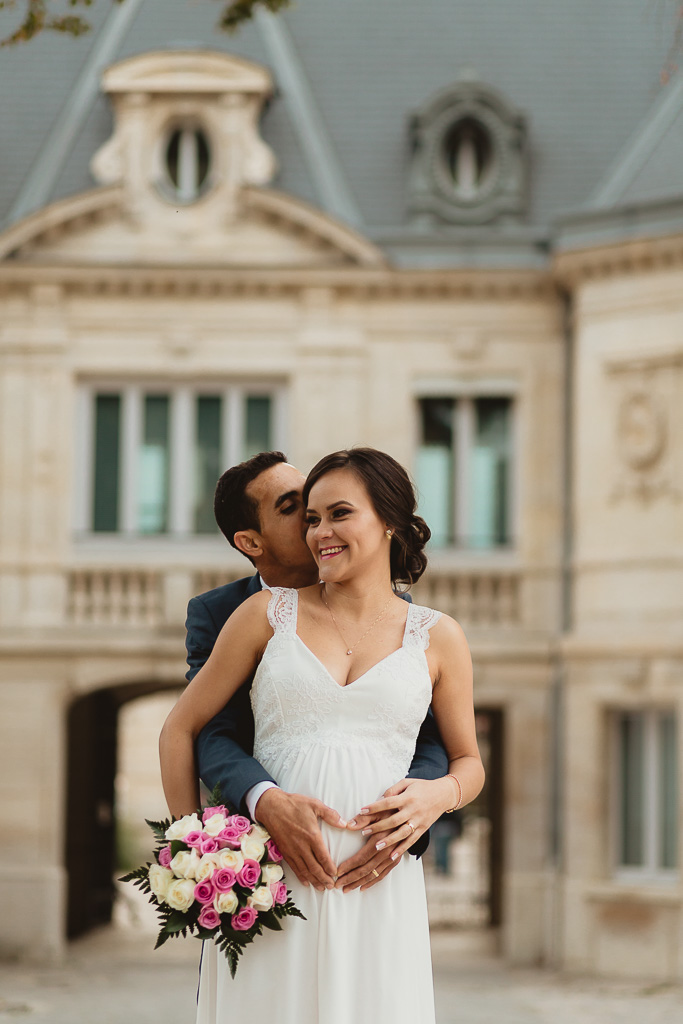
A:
[6,0,146,227]
[587,71,683,211]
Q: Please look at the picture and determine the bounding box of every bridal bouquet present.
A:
[120,793,304,976]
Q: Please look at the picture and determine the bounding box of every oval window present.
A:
[165,126,211,203]
[441,117,493,199]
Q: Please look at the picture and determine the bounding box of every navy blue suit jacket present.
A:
[187,574,448,857]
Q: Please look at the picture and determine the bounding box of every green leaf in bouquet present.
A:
[164,910,189,934]
[145,817,172,844]
[170,839,190,857]
[260,911,283,931]
[227,946,239,979]
[154,929,172,950]
[118,863,151,885]
[209,781,224,807]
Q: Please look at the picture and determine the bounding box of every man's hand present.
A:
[254,788,346,892]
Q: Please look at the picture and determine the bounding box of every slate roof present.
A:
[1,0,682,265]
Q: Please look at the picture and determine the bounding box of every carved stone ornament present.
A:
[90,51,277,225]
[608,356,682,504]
[408,74,528,226]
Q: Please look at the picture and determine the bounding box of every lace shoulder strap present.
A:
[266,587,299,635]
[403,602,443,651]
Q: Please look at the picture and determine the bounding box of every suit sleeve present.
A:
[186,595,276,816]
[405,707,450,858]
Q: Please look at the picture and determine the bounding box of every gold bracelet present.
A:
[445,773,462,812]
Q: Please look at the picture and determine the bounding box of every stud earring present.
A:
[386,530,392,539]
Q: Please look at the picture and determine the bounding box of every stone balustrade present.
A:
[67,569,163,627]
[65,565,524,631]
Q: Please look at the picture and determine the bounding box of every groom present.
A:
[187,451,448,893]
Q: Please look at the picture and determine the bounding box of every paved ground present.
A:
[1,925,682,1024]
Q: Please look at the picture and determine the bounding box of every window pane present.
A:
[619,713,644,867]
[93,394,121,532]
[194,396,221,534]
[416,398,454,547]
[659,712,678,870]
[469,397,511,549]
[138,395,170,533]
[243,396,272,460]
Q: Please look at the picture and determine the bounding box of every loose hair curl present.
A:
[302,447,430,589]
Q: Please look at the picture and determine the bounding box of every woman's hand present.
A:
[346,776,456,862]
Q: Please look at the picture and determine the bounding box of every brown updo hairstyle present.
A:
[302,447,431,589]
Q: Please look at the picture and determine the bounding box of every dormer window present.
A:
[164,124,211,204]
[442,117,495,200]
[409,78,527,226]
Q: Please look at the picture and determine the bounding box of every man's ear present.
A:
[233,530,264,560]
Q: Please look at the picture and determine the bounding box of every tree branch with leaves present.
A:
[0,0,292,47]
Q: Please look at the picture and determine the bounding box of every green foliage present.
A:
[145,816,172,845]
[218,0,291,34]
[0,0,292,47]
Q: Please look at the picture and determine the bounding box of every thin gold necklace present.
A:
[320,584,393,656]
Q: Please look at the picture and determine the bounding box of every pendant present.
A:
[346,650,352,656]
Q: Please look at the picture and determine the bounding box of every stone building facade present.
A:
[0,0,681,981]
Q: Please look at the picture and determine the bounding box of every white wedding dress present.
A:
[196,587,441,1024]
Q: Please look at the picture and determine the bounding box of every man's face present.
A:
[246,462,318,580]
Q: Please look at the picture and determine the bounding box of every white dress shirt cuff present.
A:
[246,781,279,822]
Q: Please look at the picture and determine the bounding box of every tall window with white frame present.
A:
[82,385,281,537]
[614,709,678,879]
[416,395,513,549]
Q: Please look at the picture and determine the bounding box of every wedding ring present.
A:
[372,868,380,878]
[408,821,416,834]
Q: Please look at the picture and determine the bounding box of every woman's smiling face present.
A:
[305,468,390,582]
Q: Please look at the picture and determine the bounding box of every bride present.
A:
[160,447,484,1024]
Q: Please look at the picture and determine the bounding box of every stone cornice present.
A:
[553,230,683,287]
[0,263,555,301]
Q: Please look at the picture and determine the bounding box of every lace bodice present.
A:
[250,588,442,782]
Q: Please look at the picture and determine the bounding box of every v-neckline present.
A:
[292,590,413,690]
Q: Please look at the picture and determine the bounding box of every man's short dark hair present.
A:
[214,451,288,558]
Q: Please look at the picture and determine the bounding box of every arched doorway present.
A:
[64,680,182,939]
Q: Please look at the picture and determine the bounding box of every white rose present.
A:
[247,885,274,912]
[170,849,201,879]
[195,853,220,882]
[217,849,244,873]
[261,863,284,885]
[240,835,266,861]
[165,877,196,912]
[214,890,238,915]
[249,824,270,842]
[165,814,202,841]
[148,864,173,902]
[203,813,228,838]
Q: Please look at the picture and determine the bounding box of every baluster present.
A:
[109,572,124,626]
[458,574,474,626]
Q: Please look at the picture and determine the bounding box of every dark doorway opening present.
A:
[64,681,182,940]
[473,707,505,927]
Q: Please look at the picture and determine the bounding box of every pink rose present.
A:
[236,859,261,889]
[183,831,203,849]
[194,879,216,905]
[216,824,243,849]
[198,905,221,930]
[266,840,284,863]
[202,805,228,823]
[200,836,219,855]
[231,906,258,931]
[213,868,236,893]
[271,881,287,906]
[158,845,172,867]
[227,815,252,836]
